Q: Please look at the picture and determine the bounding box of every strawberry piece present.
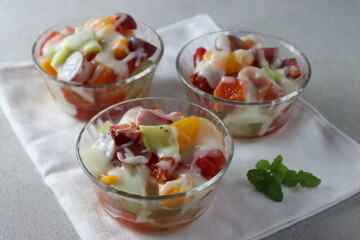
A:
[281,58,301,79]
[110,123,142,145]
[116,142,151,164]
[113,13,137,33]
[147,157,175,183]
[254,48,279,68]
[193,47,206,67]
[40,31,61,56]
[195,149,226,180]
[189,73,214,94]
[214,76,247,101]
[135,108,173,126]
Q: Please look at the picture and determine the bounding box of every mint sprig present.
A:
[247,155,321,202]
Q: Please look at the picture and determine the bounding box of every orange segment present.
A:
[201,50,254,75]
[40,59,57,78]
[159,187,187,208]
[99,174,118,185]
[170,117,201,148]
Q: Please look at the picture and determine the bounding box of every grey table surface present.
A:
[1,0,360,239]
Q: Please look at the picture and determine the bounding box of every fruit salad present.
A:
[80,104,229,230]
[33,13,162,120]
[190,34,301,100]
[177,32,310,137]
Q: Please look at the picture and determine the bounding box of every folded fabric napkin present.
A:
[1,14,360,240]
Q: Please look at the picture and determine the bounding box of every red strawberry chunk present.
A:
[113,13,137,33]
[195,149,226,180]
[193,47,206,67]
[281,58,301,79]
[189,73,214,94]
[109,123,142,145]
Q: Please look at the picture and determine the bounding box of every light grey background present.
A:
[1,0,359,239]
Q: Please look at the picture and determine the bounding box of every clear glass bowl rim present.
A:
[176,30,312,106]
[31,16,164,89]
[76,97,234,200]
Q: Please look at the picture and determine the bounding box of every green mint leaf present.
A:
[255,159,271,171]
[272,165,289,183]
[270,155,284,171]
[282,170,298,187]
[297,170,321,188]
[247,169,283,202]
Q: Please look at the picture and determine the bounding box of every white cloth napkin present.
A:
[1,14,360,240]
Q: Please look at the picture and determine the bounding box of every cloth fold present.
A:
[1,14,360,240]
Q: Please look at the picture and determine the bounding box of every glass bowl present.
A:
[32,16,164,120]
[76,97,233,231]
[176,31,311,137]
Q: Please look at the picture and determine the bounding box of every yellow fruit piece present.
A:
[99,174,118,185]
[159,187,187,208]
[113,37,129,60]
[202,50,254,74]
[40,59,57,78]
[82,17,115,36]
[170,117,201,148]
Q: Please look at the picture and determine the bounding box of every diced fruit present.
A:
[223,110,273,137]
[85,63,117,85]
[82,17,114,35]
[50,45,73,70]
[61,87,92,108]
[57,51,93,84]
[80,39,102,60]
[116,142,151,165]
[139,125,180,160]
[99,174,118,184]
[195,149,226,180]
[193,47,206,67]
[261,86,285,101]
[202,50,253,74]
[240,34,264,49]
[128,37,157,58]
[113,13,137,33]
[281,58,301,78]
[254,48,279,68]
[97,121,111,133]
[40,59,57,78]
[109,123,142,145]
[189,73,214,94]
[147,156,175,183]
[262,67,284,83]
[215,34,245,52]
[59,28,96,50]
[40,31,61,56]
[159,187,187,208]
[112,37,129,60]
[136,108,173,126]
[214,76,248,101]
[170,117,201,148]
[238,66,272,89]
